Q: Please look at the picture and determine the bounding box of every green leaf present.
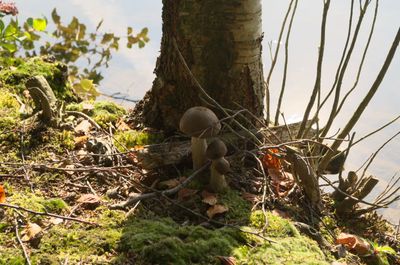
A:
[127,26,133,35]
[0,42,17,52]
[101,33,114,44]
[32,18,47,31]
[377,245,396,255]
[51,9,60,24]
[0,19,5,33]
[138,40,145,48]
[4,23,18,38]
[27,18,33,27]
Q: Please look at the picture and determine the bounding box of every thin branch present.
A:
[360,130,400,179]
[319,26,400,171]
[14,218,31,265]
[265,0,296,124]
[110,162,210,209]
[320,0,371,138]
[335,0,379,116]
[274,0,299,125]
[297,0,331,138]
[0,203,98,226]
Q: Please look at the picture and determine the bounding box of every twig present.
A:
[360,130,400,179]
[265,0,296,124]
[65,110,102,130]
[110,162,210,209]
[297,0,331,138]
[274,0,299,125]
[14,218,31,265]
[335,0,379,116]
[1,203,98,226]
[319,26,400,171]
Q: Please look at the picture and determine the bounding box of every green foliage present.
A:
[66,100,127,128]
[0,56,76,101]
[118,217,242,265]
[114,130,163,151]
[1,5,149,100]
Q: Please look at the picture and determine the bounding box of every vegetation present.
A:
[0,1,399,265]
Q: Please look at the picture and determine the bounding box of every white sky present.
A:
[16,0,400,222]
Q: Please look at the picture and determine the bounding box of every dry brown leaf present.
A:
[158,177,186,189]
[241,192,259,203]
[0,185,6,203]
[336,233,371,255]
[74,135,89,147]
[206,204,228,219]
[271,209,291,219]
[77,194,101,204]
[116,119,131,131]
[177,188,198,201]
[48,217,64,225]
[201,190,218,205]
[21,222,42,241]
[74,120,92,134]
[216,256,236,265]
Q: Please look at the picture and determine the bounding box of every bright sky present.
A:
[16,0,400,222]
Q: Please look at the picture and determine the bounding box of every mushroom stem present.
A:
[210,162,228,193]
[191,137,207,170]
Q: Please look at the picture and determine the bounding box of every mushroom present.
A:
[180,106,221,170]
[206,139,230,192]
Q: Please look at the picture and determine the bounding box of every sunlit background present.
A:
[17,0,399,222]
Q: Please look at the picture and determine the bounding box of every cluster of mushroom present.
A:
[179,106,230,192]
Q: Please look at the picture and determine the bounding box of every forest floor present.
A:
[0,57,399,265]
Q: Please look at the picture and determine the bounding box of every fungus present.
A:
[180,106,221,170]
[206,139,230,192]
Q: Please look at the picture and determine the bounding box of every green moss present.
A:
[0,57,76,102]
[41,198,69,214]
[235,236,330,264]
[6,192,69,215]
[114,129,163,151]
[0,90,20,130]
[66,100,127,128]
[56,130,75,150]
[250,210,300,238]
[117,217,243,265]
[219,190,252,223]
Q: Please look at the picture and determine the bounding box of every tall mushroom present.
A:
[206,139,230,192]
[179,106,221,170]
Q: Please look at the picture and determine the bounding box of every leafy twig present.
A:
[0,203,98,226]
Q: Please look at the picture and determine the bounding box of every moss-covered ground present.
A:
[0,57,398,265]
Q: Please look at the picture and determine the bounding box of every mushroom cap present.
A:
[214,157,230,174]
[206,139,227,160]
[179,106,221,138]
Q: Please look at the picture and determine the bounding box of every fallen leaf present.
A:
[0,185,6,203]
[272,209,290,219]
[74,120,92,134]
[262,148,282,170]
[158,177,187,189]
[74,135,89,147]
[177,188,198,201]
[336,233,371,255]
[201,190,218,205]
[206,204,228,219]
[21,222,42,241]
[216,256,236,265]
[116,119,131,131]
[268,169,295,197]
[77,194,101,206]
[241,192,259,203]
[48,217,64,225]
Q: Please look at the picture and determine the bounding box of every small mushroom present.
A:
[180,106,221,170]
[206,139,230,192]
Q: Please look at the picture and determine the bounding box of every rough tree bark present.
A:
[133,0,265,132]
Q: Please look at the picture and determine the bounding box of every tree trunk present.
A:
[133,0,264,132]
